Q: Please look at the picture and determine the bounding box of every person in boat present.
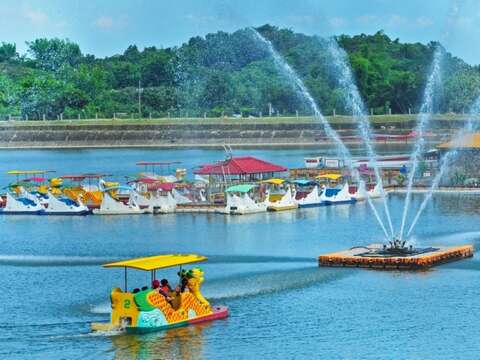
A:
[153,279,174,302]
[170,285,183,310]
[177,269,191,292]
[160,279,172,293]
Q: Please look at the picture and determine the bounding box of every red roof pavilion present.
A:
[194,156,287,176]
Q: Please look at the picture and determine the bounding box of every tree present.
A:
[0,42,17,62]
[26,38,82,71]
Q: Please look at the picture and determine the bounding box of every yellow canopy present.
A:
[260,178,285,185]
[7,170,50,175]
[437,133,480,149]
[316,174,342,180]
[103,254,207,271]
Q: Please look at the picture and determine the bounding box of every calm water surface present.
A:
[1,148,480,360]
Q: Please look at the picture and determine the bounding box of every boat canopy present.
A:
[129,178,158,184]
[136,161,182,166]
[260,178,285,185]
[316,174,342,180]
[102,185,134,192]
[7,170,51,175]
[225,184,257,193]
[103,254,207,271]
[291,179,317,186]
[24,177,46,183]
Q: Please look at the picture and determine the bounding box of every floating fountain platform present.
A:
[318,242,473,270]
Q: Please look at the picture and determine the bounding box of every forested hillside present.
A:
[0,24,479,119]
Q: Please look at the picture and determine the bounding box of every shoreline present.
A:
[0,139,436,150]
[388,188,480,194]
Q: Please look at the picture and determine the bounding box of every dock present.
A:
[318,244,474,270]
[175,203,223,213]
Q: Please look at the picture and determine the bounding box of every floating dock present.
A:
[318,244,474,270]
[175,203,223,213]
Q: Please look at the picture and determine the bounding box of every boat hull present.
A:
[43,210,91,216]
[267,204,298,211]
[125,306,229,334]
[92,209,145,215]
[323,199,356,206]
[298,202,324,208]
[0,209,45,215]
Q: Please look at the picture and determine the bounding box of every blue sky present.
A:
[1,0,480,64]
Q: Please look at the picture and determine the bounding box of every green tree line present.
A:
[0,24,479,120]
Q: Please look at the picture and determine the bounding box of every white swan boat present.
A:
[352,182,382,201]
[171,188,192,204]
[93,187,145,215]
[44,192,90,215]
[320,183,356,206]
[352,182,368,201]
[150,191,177,214]
[220,184,267,215]
[0,192,45,215]
[368,183,382,199]
[266,187,298,211]
[291,180,323,208]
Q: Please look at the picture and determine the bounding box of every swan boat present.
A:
[0,191,45,214]
[292,180,323,208]
[320,183,356,206]
[220,184,267,215]
[43,192,90,215]
[93,186,145,215]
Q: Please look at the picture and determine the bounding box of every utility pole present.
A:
[138,79,143,119]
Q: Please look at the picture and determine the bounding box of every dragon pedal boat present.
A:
[91,254,228,334]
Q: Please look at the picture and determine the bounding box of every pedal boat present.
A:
[91,254,229,334]
[319,183,356,206]
[261,179,298,212]
[92,186,145,215]
[220,184,267,215]
[0,192,45,215]
[292,180,323,208]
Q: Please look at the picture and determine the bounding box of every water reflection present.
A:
[433,194,480,215]
[111,322,212,360]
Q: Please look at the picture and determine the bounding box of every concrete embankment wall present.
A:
[0,118,456,148]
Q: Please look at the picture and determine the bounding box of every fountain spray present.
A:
[250,28,390,239]
[324,37,395,238]
[406,95,480,237]
[398,46,443,240]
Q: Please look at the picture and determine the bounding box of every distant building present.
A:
[437,133,480,183]
[194,156,288,183]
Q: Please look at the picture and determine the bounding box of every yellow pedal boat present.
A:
[91,254,228,334]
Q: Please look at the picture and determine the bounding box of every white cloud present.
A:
[286,15,316,25]
[184,14,218,25]
[55,20,67,29]
[455,16,475,28]
[387,14,408,27]
[356,15,378,25]
[24,7,48,25]
[94,15,127,30]
[329,17,347,28]
[416,16,433,27]
[95,16,114,29]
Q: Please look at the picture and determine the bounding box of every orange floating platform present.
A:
[318,244,474,270]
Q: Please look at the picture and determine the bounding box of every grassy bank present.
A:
[0,114,477,127]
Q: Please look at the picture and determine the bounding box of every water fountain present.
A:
[323,37,394,238]
[251,27,474,269]
[250,28,390,240]
[406,95,480,237]
[399,45,444,241]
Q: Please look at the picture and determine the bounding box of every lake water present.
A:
[1,148,480,360]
